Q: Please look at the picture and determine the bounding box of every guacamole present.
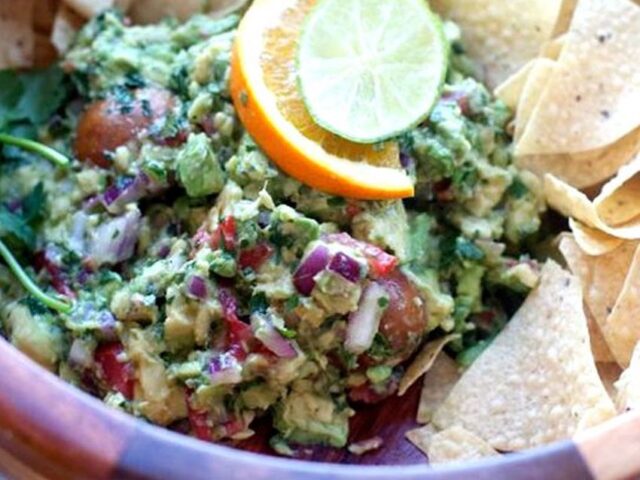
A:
[0,10,544,449]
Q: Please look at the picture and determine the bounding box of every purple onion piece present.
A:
[345,282,389,355]
[252,314,297,359]
[328,252,361,283]
[186,275,208,300]
[87,209,141,267]
[293,244,330,295]
[102,176,148,214]
[209,352,243,386]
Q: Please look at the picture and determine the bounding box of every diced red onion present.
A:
[88,209,141,267]
[209,352,243,385]
[345,282,389,355]
[68,338,94,370]
[293,244,330,295]
[186,275,208,300]
[102,176,147,214]
[252,313,297,359]
[328,251,361,283]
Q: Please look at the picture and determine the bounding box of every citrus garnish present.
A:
[229,0,415,200]
[298,0,448,144]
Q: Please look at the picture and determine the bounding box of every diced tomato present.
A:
[222,417,245,437]
[218,288,253,360]
[238,242,274,271]
[186,392,213,441]
[34,249,76,298]
[324,233,398,278]
[433,179,454,202]
[346,202,362,219]
[220,217,236,251]
[362,244,398,277]
[94,342,135,400]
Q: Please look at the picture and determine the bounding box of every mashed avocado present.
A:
[0,10,544,450]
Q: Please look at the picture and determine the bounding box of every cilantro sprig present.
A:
[0,240,72,313]
[0,65,73,313]
[0,133,69,168]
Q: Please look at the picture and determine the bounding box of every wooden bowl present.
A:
[0,336,638,480]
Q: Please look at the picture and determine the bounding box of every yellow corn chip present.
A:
[417,354,462,424]
[432,261,615,451]
[429,0,562,89]
[516,0,640,155]
[615,343,640,411]
[398,334,460,396]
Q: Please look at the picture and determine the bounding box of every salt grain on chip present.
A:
[432,261,615,451]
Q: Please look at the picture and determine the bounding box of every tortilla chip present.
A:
[406,424,437,457]
[51,5,84,54]
[559,234,639,366]
[516,126,640,190]
[586,308,615,363]
[551,0,578,36]
[545,174,640,240]
[432,261,616,451]
[129,0,247,24]
[398,334,460,396]
[594,156,640,226]
[569,220,623,257]
[516,0,640,155]
[33,33,59,68]
[208,0,250,19]
[33,0,60,34]
[603,248,640,367]
[597,362,622,401]
[417,354,462,424]
[494,61,534,111]
[615,342,640,411]
[429,0,562,89]
[514,58,557,142]
[0,0,36,69]
[63,0,117,18]
[427,426,499,464]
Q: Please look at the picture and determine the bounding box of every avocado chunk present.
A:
[274,389,352,448]
[3,302,64,372]
[177,133,225,197]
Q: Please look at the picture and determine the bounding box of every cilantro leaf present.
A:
[13,66,68,125]
[22,182,46,224]
[0,70,23,130]
[0,207,36,251]
[0,65,69,132]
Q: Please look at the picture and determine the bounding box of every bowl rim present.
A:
[0,336,593,480]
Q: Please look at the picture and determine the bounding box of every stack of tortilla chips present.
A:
[407,0,640,464]
[0,0,249,70]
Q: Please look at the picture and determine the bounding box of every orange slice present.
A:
[229,0,415,200]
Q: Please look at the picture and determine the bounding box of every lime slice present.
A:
[298,0,448,144]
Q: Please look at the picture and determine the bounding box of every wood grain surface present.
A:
[0,336,601,480]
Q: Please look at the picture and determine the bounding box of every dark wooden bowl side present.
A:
[0,337,600,480]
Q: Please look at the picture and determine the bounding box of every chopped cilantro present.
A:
[368,333,393,361]
[508,177,529,199]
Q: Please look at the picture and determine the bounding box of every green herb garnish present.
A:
[0,239,71,313]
